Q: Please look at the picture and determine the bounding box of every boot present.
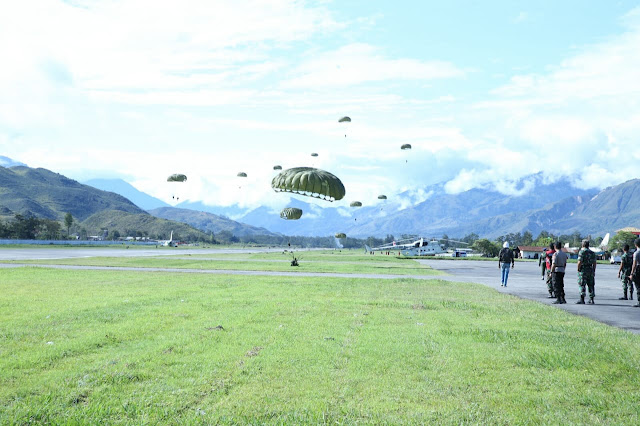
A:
[588,297,595,304]
[630,287,634,299]
[552,298,563,304]
[576,295,585,304]
[547,290,555,299]
[561,296,567,304]
[619,289,628,300]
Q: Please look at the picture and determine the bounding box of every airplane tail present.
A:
[600,233,610,248]
[364,244,372,253]
[169,231,173,242]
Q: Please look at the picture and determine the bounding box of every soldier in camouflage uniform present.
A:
[576,239,596,304]
[617,244,633,300]
[545,243,556,298]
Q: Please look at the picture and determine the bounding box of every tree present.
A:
[471,239,500,257]
[64,213,73,238]
[111,230,121,241]
[609,231,637,251]
[522,231,533,246]
[462,233,479,244]
[441,234,450,249]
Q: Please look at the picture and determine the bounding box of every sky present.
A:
[2,0,640,211]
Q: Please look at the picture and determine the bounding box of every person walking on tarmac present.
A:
[498,241,515,287]
[545,242,556,298]
[618,244,633,300]
[576,239,597,304]
[539,248,547,280]
[551,242,567,304]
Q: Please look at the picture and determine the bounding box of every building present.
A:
[616,227,640,236]
[517,246,546,259]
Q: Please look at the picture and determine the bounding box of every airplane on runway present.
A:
[564,232,610,256]
[159,231,177,247]
[365,237,467,256]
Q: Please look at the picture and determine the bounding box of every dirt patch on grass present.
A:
[245,346,263,357]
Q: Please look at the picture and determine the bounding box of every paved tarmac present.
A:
[418,259,640,334]
[0,247,291,261]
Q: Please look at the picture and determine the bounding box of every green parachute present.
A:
[237,172,247,177]
[335,232,346,239]
[273,165,282,170]
[401,144,412,150]
[167,174,187,182]
[311,153,318,157]
[280,207,303,220]
[377,195,387,200]
[271,167,345,202]
[338,116,351,137]
[350,201,362,207]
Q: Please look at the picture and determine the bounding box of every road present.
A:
[418,259,640,334]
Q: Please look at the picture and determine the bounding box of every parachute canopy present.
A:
[237,172,247,177]
[280,207,303,220]
[401,144,412,150]
[338,116,351,123]
[350,201,362,207]
[273,165,282,170]
[335,232,346,239]
[271,167,345,202]
[377,195,387,200]
[311,153,318,157]
[167,174,187,182]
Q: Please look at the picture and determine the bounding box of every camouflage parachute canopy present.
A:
[271,167,345,202]
[338,116,351,123]
[377,195,387,200]
[350,201,362,207]
[310,153,319,157]
[273,165,282,170]
[335,232,347,239]
[237,172,247,177]
[167,174,187,182]
[401,144,412,150]
[280,207,303,220]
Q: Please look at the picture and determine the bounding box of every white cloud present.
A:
[283,43,464,89]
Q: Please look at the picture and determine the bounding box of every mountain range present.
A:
[3,155,639,240]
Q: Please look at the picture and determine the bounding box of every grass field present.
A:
[2,261,640,424]
[2,251,441,276]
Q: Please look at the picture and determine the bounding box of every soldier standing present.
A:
[551,242,567,304]
[629,238,640,307]
[539,249,547,280]
[576,239,597,304]
[545,242,556,298]
[617,244,633,300]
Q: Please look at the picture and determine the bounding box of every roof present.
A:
[517,246,546,252]
[616,227,640,235]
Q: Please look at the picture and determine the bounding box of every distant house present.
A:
[518,246,545,259]
[616,227,640,236]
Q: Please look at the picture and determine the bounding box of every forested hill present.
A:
[0,166,144,221]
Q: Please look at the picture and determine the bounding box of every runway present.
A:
[0,246,288,261]
[418,259,640,334]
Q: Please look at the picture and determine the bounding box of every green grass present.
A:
[1,267,639,424]
[3,251,441,276]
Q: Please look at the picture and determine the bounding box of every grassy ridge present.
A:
[1,267,639,423]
